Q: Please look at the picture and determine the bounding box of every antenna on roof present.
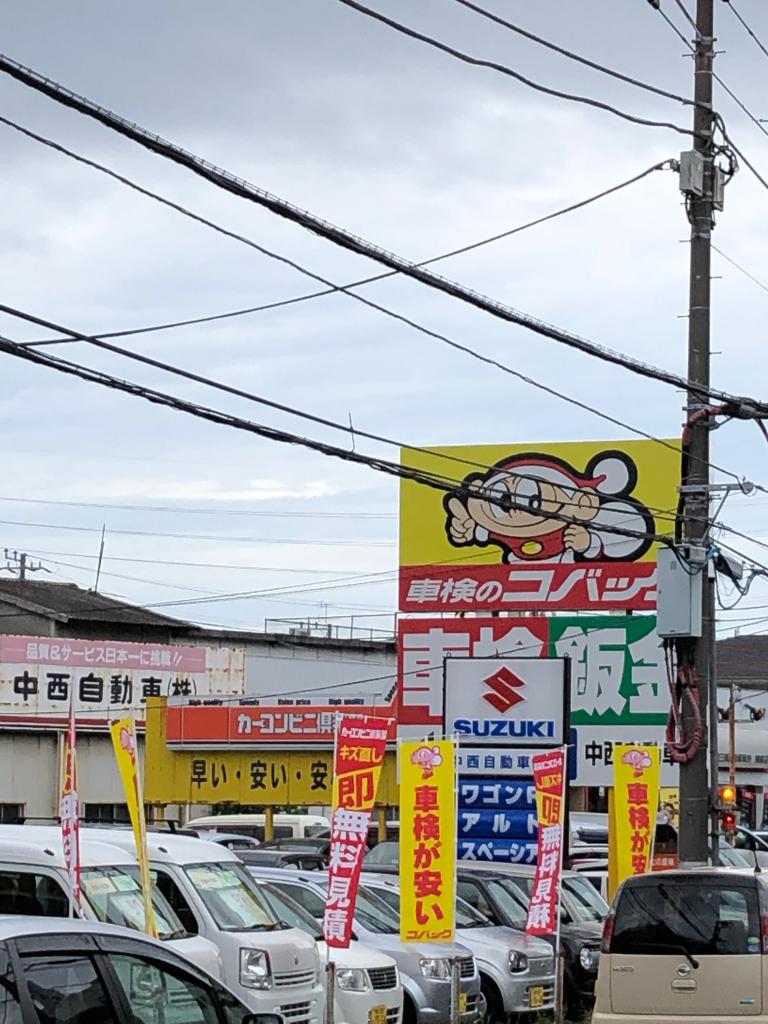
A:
[93,525,107,593]
[1,549,51,581]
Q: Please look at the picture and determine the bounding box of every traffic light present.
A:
[720,784,737,836]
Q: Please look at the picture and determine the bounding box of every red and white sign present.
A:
[60,697,82,913]
[323,714,391,949]
[0,635,244,728]
[400,562,657,614]
[399,617,549,729]
[166,702,395,747]
[526,748,567,937]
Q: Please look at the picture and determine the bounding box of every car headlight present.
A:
[240,949,271,989]
[420,957,452,979]
[336,968,369,992]
[579,946,598,972]
[508,950,529,974]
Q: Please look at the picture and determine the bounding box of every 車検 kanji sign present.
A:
[399,438,679,613]
[400,739,457,943]
[612,743,661,889]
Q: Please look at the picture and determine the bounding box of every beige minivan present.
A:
[594,867,768,1021]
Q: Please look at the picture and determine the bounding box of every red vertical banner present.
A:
[323,714,392,949]
[60,697,82,914]
[525,748,567,936]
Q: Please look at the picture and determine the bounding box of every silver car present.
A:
[364,873,556,1019]
[247,866,485,1024]
[0,915,283,1024]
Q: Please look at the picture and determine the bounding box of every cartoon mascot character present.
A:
[444,450,655,564]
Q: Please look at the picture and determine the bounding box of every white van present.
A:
[82,828,323,1024]
[0,830,220,978]
[185,813,329,841]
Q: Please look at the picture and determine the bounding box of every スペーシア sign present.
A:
[323,714,391,949]
[443,657,566,747]
[0,635,244,727]
[400,739,457,943]
[399,439,678,612]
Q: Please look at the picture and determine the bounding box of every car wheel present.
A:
[480,976,504,1024]
[402,993,417,1024]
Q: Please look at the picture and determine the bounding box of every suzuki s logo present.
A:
[482,665,526,713]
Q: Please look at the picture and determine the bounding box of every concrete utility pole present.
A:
[678,0,716,864]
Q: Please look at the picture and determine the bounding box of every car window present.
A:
[613,879,760,956]
[108,954,218,1024]
[457,880,496,921]
[0,949,23,1024]
[20,953,117,1024]
[80,869,183,940]
[256,884,322,939]
[276,883,326,920]
[155,871,199,935]
[0,872,70,918]
[183,864,275,932]
[353,888,399,934]
[487,880,528,926]
[563,876,609,922]
[364,843,397,866]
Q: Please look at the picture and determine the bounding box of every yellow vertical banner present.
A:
[110,717,157,937]
[613,744,661,889]
[400,740,456,943]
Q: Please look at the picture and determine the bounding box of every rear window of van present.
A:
[613,877,761,956]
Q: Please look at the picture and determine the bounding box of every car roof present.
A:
[0,827,140,868]
[77,828,241,865]
[0,915,166,944]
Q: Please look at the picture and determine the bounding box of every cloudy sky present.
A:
[0,0,767,639]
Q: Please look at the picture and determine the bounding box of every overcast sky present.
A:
[1,0,767,639]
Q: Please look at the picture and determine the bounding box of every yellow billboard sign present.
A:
[613,743,662,888]
[400,740,457,943]
[399,438,679,612]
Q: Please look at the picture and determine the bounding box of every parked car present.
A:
[254,877,403,1024]
[257,838,331,864]
[246,866,485,1024]
[237,849,326,871]
[193,831,262,852]
[185,814,330,841]
[68,828,324,1023]
[0,829,221,977]
[449,865,601,1017]
[363,873,557,1021]
[0,916,283,1024]
[363,842,400,870]
[734,827,768,867]
[464,863,610,926]
[595,866,768,1021]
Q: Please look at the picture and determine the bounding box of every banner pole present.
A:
[553,743,567,1024]
[450,957,460,1024]
[325,959,335,1024]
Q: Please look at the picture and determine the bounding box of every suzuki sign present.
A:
[444,657,568,751]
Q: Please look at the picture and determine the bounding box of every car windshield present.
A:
[487,880,528,926]
[364,842,398,866]
[364,883,488,929]
[612,878,760,957]
[354,887,401,934]
[81,867,184,940]
[256,882,323,940]
[564,876,609,922]
[183,863,279,932]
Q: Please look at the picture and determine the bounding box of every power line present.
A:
[0,493,395,521]
[452,0,696,107]
[0,303,695,518]
[0,116,672,353]
[713,243,768,294]
[721,0,768,61]
[332,0,697,136]
[0,54,748,408]
[0,327,672,552]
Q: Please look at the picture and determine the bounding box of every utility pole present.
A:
[678,0,716,864]
[1,549,51,581]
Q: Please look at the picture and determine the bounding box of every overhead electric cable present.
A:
[712,243,768,294]
[721,0,768,61]
[0,53,753,406]
[331,0,697,136]
[451,0,696,106]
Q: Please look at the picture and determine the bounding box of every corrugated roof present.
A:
[717,636,768,687]
[0,580,189,627]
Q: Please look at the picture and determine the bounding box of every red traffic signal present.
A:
[722,810,737,834]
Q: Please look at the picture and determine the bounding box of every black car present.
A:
[455,866,603,1018]
[236,849,325,871]
[256,837,330,865]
